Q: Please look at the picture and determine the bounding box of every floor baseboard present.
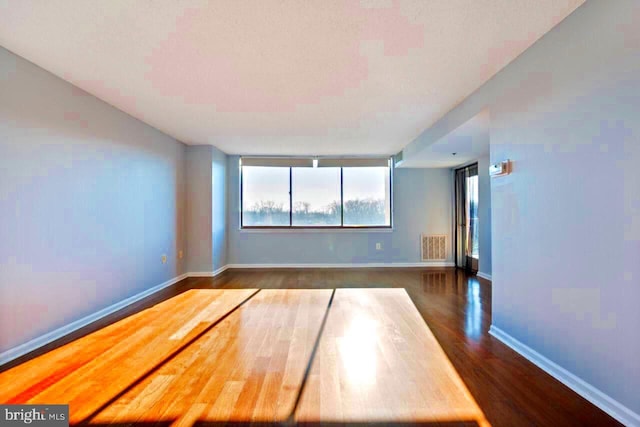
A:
[225,262,455,269]
[476,272,492,281]
[187,265,229,277]
[0,273,189,366]
[489,325,639,427]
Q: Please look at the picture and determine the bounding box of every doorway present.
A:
[455,163,479,272]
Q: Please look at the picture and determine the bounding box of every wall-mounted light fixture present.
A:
[489,160,512,177]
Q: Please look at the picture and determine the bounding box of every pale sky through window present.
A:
[293,167,340,212]
[343,167,388,201]
[242,166,389,211]
[243,167,289,209]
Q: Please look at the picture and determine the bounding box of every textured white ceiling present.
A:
[0,0,583,155]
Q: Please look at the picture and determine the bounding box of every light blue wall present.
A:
[406,0,640,419]
[212,147,227,271]
[185,146,212,272]
[227,155,453,265]
[477,154,492,276]
[0,47,187,355]
[185,145,228,272]
[490,0,640,414]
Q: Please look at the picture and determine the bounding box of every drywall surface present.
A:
[406,0,640,417]
[212,147,227,271]
[490,0,639,415]
[185,145,227,273]
[185,145,213,272]
[477,154,492,276]
[0,46,186,354]
[227,156,453,265]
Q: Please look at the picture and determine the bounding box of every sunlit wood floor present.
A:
[0,268,621,426]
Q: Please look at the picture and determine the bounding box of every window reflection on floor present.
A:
[465,279,482,339]
[339,314,378,387]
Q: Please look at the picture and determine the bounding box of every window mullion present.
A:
[340,167,344,227]
[289,167,293,227]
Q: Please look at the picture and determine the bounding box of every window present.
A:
[242,166,290,226]
[241,157,392,228]
[292,167,341,226]
[454,162,479,271]
[466,174,479,259]
[343,166,391,226]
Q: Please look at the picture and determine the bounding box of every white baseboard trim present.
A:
[489,325,640,427]
[213,265,229,276]
[225,262,455,269]
[476,272,492,281]
[187,265,229,277]
[0,273,189,366]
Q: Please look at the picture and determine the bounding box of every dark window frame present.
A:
[240,160,393,229]
[454,162,479,269]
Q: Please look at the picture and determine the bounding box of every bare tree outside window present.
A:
[241,160,391,228]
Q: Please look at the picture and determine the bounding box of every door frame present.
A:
[454,162,479,272]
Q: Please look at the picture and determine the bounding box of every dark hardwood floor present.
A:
[1,267,621,427]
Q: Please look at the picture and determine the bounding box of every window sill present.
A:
[238,227,394,234]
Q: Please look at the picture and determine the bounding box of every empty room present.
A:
[1,1,638,426]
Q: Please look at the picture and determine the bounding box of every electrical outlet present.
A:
[161,254,167,264]
[178,250,183,259]
[376,242,382,251]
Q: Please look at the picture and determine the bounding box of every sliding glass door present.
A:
[455,163,479,272]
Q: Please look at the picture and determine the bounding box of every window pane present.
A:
[242,166,290,226]
[343,167,391,226]
[292,167,341,226]
[466,175,479,259]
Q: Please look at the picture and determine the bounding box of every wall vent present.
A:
[421,234,447,261]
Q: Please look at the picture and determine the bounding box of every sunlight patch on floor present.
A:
[1,288,489,426]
